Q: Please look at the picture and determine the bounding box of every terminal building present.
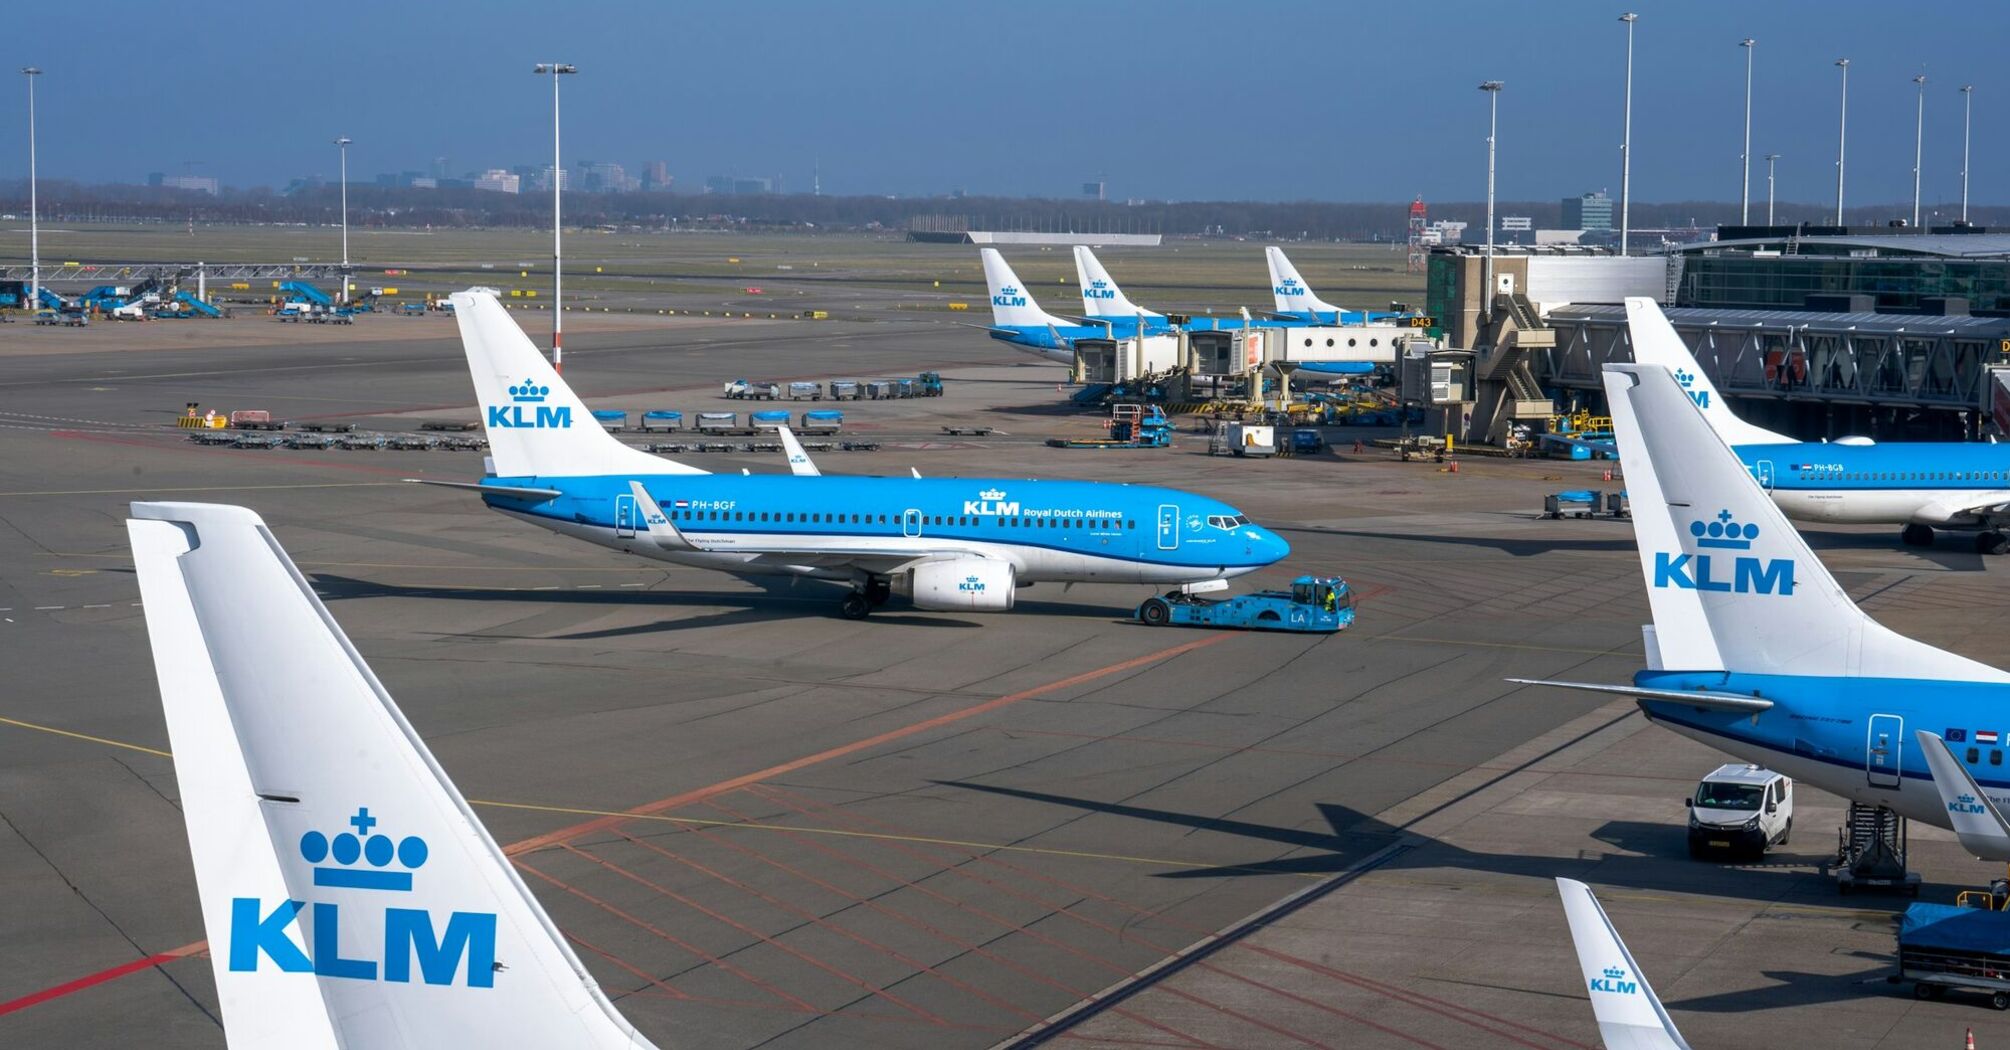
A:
[1416,231,2010,444]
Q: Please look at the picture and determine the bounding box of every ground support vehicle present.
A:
[1137,576,1354,633]
[1685,764,1793,858]
[1891,903,2010,1009]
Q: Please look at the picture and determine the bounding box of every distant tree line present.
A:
[0,179,1999,240]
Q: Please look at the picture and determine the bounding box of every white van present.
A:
[1686,763,1793,858]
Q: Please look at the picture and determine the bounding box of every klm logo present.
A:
[1952,794,1989,816]
[1654,510,1796,595]
[1675,369,1710,409]
[1274,279,1304,298]
[1590,965,1639,996]
[229,807,498,988]
[964,487,1021,516]
[1085,279,1116,301]
[487,379,572,429]
[993,285,1027,308]
[958,575,986,593]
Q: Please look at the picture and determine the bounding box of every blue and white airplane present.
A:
[129,501,658,1048]
[1513,358,2010,834]
[979,248,1377,377]
[1628,297,2010,554]
[427,291,1289,618]
[1263,247,1403,326]
[1557,878,1689,1050]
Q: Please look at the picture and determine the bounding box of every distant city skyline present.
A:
[3,1,2004,206]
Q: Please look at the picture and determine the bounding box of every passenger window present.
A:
[1968,747,1981,764]
[1994,750,2003,767]
[1127,520,1136,529]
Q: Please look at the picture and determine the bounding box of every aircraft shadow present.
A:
[928,781,1963,920]
[308,573,1124,635]
[1665,967,1903,1013]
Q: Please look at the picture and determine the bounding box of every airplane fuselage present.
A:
[479,473,1288,586]
[1637,669,2010,829]
[1734,441,2010,527]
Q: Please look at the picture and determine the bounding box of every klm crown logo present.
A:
[1086,279,1115,300]
[980,488,1006,500]
[1673,368,1710,408]
[958,574,986,593]
[1952,793,1989,815]
[1655,509,1795,595]
[993,285,1028,308]
[1589,965,1639,995]
[229,806,499,988]
[1691,509,1758,550]
[300,806,429,892]
[1275,279,1304,296]
[488,377,572,429]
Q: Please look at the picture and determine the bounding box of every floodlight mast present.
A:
[534,63,577,370]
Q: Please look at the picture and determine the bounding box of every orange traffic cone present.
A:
[1603,468,1614,482]
[1966,1027,1975,1050]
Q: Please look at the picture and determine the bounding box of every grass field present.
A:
[0,222,1425,317]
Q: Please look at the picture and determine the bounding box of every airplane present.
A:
[1627,297,2010,554]
[127,500,658,1048]
[978,248,1375,377]
[1511,358,2010,837]
[1556,878,1691,1050]
[974,247,1123,362]
[1918,729,2010,862]
[422,290,1290,619]
[1263,246,1405,326]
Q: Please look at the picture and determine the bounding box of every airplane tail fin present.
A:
[1605,362,2010,682]
[1073,246,1161,320]
[128,502,656,1049]
[980,249,1070,329]
[1917,730,2010,861]
[451,290,702,478]
[1265,247,1341,317]
[1624,298,1792,445]
[1556,878,1690,1050]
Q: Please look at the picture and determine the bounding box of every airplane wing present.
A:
[1917,730,2010,861]
[1506,678,1775,713]
[405,478,564,502]
[1912,491,2010,525]
[777,425,821,477]
[1556,878,1691,1050]
[626,482,971,575]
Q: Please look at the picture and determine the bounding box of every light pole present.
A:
[1618,12,1637,254]
[1961,85,1975,224]
[1911,75,1927,229]
[1765,154,1780,226]
[533,62,577,371]
[22,67,40,314]
[334,136,351,304]
[1834,59,1849,226]
[1480,80,1503,323]
[1740,39,1755,225]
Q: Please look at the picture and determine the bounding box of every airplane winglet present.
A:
[1556,878,1691,1050]
[776,425,821,477]
[1917,730,2010,861]
[627,481,704,551]
[127,501,657,1048]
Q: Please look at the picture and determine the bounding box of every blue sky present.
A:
[2,1,2001,204]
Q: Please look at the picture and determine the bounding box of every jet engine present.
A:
[905,558,1015,612]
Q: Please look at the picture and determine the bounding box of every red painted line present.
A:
[0,939,204,1018]
[554,841,942,1023]
[517,855,817,1014]
[504,634,1229,856]
[3,638,1231,1018]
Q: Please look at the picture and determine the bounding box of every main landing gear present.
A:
[839,576,893,619]
[1901,523,1935,547]
[1978,531,2010,556]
